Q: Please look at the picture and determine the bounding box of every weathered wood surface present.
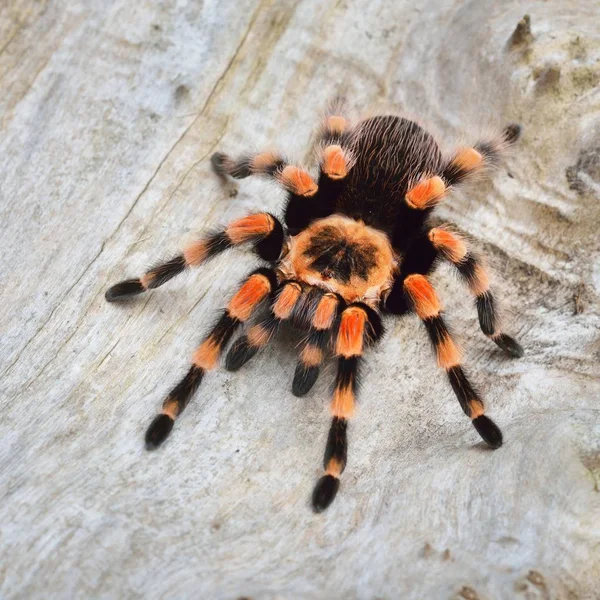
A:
[1,1,599,598]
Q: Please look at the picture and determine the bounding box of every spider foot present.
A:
[312,475,340,513]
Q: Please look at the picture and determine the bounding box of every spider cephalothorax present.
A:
[105,106,523,512]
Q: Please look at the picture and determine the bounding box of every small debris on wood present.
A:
[507,14,533,49]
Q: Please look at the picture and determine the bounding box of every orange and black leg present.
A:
[401,274,503,448]
[312,303,383,512]
[105,213,283,301]
[293,292,341,396]
[145,267,277,449]
[427,226,523,357]
[225,281,304,371]
[442,124,522,186]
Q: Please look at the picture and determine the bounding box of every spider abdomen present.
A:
[341,116,443,233]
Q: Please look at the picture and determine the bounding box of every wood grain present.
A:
[1,1,599,598]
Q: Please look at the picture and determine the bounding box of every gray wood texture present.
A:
[1,1,599,598]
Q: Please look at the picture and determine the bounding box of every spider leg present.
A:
[442,124,522,186]
[144,267,277,449]
[312,303,383,512]
[293,292,341,397]
[391,124,522,252]
[427,226,523,357]
[287,108,355,235]
[105,213,284,301]
[397,273,503,448]
[225,280,303,371]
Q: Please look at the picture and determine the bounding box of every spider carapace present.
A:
[106,109,523,512]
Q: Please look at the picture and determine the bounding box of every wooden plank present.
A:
[1,1,599,598]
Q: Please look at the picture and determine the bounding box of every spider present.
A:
[105,105,523,512]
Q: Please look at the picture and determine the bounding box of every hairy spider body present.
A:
[106,109,523,512]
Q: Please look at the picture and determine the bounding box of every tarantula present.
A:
[106,107,523,512]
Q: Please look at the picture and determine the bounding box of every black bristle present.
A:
[476,292,498,336]
[356,303,384,344]
[285,192,319,236]
[493,333,524,358]
[226,336,259,371]
[210,152,228,176]
[145,414,174,450]
[312,475,340,512]
[146,255,187,288]
[446,366,478,416]
[255,215,284,262]
[335,356,360,395]
[472,415,503,448]
[105,278,145,302]
[423,315,451,348]
[292,364,319,397]
[399,233,439,277]
[324,417,347,471]
[384,277,411,315]
[503,123,522,145]
[204,231,233,259]
[169,366,204,411]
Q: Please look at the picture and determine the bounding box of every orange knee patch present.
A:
[404,275,441,319]
[452,147,483,172]
[327,115,347,135]
[331,383,355,418]
[247,324,272,348]
[251,151,281,173]
[226,214,274,245]
[273,283,302,319]
[312,293,338,330]
[162,398,180,419]
[325,457,343,478]
[335,306,367,357]
[183,240,208,266]
[428,227,468,263]
[228,274,271,321]
[322,145,348,179]
[193,336,221,370]
[140,273,154,289]
[469,264,490,296]
[469,399,485,419]
[406,176,446,209]
[279,166,318,197]
[436,334,462,369]
[300,344,323,367]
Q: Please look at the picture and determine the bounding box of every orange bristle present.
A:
[325,457,343,477]
[247,324,272,348]
[336,307,366,357]
[183,240,208,266]
[327,115,347,135]
[428,227,468,263]
[469,399,485,419]
[300,344,323,367]
[331,383,355,418]
[279,166,318,196]
[312,294,338,330]
[452,147,483,172]
[436,335,462,369]
[226,214,274,245]
[273,283,302,319]
[193,336,221,370]
[251,151,281,173]
[322,145,347,179]
[469,264,490,296]
[405,176,446,210]
[228,274,271,321]
[404,275,441,319]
